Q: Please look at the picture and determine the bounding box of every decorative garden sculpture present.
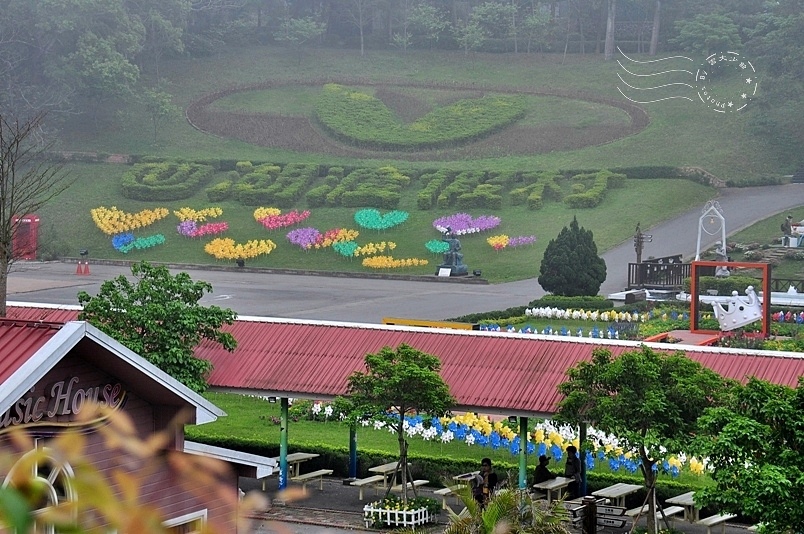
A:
[438,227,468,276]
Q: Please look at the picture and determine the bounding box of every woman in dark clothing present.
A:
[564,445,582,499]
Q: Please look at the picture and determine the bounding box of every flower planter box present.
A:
[363,504,431,529]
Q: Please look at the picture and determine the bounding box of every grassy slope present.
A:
[57,47,786,178]
[39,163,712,283]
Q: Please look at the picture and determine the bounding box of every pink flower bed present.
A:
[258,210,311,230]
[177,220,229,238]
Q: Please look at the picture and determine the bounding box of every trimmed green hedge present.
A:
[315,84,527,151]
[322,166,412,209]
[121,162,215,201]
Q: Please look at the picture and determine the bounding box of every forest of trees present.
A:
[0,0,801,157]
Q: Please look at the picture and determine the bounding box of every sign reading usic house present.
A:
[0,319,274,533]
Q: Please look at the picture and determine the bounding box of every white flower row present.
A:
[525,307,645,323]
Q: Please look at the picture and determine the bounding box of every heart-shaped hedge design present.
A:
[315,84,526,151]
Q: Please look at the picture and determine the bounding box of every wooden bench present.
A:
[391,479,429,492]
[290,469,333,493]
[434,485,462,510]
[659,506,685,524]
[626,504,649,518]
[350,474,385,500]
[626,504,684,524]
[696,513,737,534]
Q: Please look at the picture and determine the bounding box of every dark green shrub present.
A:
[306,184,332,207]
[206,181,232,202]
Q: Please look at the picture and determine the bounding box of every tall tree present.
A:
[78,261,237,393]
[604,0,616,60]
[339,0,376,56]
[697,377,804,533]
[409,3,451,49]
[538,216,606,297]
[649,0,661,56]
[275,16,326,63]
[140,87,179,143]
[557,346,732,533]
[0,112,70,317]
[346,344,454,503]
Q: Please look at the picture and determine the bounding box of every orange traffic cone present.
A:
[82,261,90,275]
[76,261,83,275]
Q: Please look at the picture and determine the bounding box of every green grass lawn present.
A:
[39,163,714,283]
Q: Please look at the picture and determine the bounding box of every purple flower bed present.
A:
[433,213,501,235]
[509,235,536,247]
[287,227,321,250]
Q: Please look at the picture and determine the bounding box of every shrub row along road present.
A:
[7,185,802,323]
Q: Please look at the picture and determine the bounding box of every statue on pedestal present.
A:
[437,227,469,276]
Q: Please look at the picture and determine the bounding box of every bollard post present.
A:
[582,495,597,534]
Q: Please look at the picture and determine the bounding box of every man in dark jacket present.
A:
[534,454,557,484]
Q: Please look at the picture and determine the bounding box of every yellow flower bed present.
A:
[173,207,223,222]
[313,229,360,249]
[204,238,277,260]
[361,256,428,269]
[253,207,282,221]
[487,234,509,250]
[355,241,396,257]
[91,206,169,235]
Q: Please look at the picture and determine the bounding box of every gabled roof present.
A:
[199,316,804,418]
[184,441,276,479]
[0,320,224,425]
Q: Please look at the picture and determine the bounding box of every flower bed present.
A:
[173,207,223,222]
[286,227,321,250]
[354,209,408,231]
[258,209,311,230]
[92,206,168,235]
[204,238,276,260]
[362,256,428,269]
[177,221,229,238]
[433,213,501,235]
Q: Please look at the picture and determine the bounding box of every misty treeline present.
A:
[0,0,800,156]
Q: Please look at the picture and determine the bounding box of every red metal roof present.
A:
[0,319,62,383]
[8,305,804,416]
[4,305,80,324]
[198,317,804,416]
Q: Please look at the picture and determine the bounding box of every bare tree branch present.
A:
[0,112,73,316]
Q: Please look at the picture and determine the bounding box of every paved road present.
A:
[7,184,802,323]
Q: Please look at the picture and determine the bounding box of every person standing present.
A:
[564,445,582,500]
[472,457,498,508]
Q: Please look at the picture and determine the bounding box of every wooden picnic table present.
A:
[271,452,320,478]
[666,491,699,522]
[592,482,643,508]
[533,476,573,503]
[368,461,409,489]
[452,471,480,485]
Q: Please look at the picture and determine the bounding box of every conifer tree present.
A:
[538,216,606,296]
